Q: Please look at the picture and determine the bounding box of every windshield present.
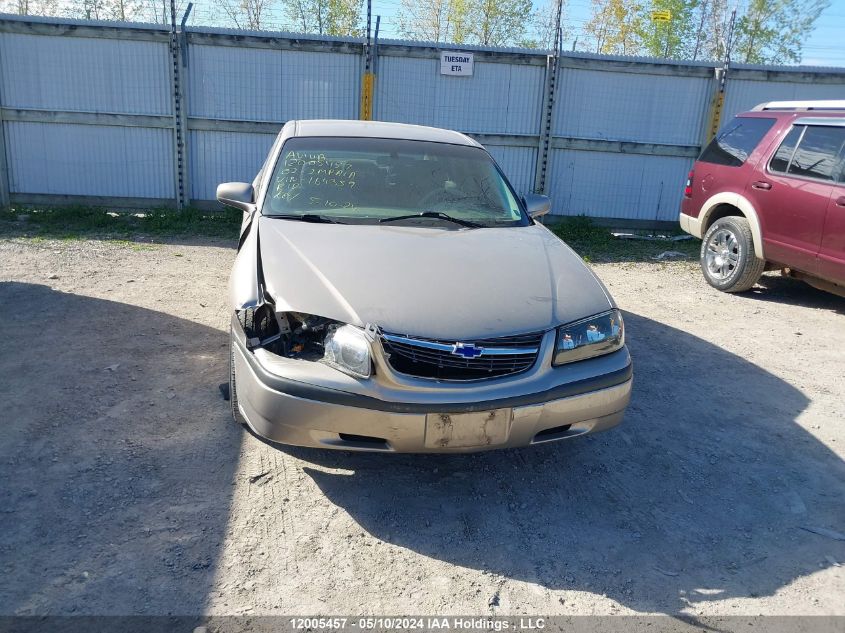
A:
[263,137,527,227]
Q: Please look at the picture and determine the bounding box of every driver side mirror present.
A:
[523,194,551,219]
[217,182,255,212]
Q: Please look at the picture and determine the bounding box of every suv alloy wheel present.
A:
[700,216,766,292]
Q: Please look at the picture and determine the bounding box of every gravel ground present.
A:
[0,235,843,619]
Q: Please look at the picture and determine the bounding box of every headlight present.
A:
[553,309,624,366]
[322,324,372,378]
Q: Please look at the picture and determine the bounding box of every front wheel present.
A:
[700,216,766,293]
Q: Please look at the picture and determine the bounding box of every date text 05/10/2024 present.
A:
[288,618,547,631]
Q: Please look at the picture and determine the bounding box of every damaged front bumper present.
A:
[231,315,633,453]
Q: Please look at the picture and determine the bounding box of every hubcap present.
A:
[705,228,740,280]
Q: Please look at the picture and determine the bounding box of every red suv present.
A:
[680,100,845,296]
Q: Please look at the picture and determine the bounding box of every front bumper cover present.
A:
[231,325,633,453]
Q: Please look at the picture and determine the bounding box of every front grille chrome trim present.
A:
[381,333,540,357]
[379,330,546,381]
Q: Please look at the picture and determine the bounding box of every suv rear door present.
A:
[818,125,845,284]
[747,120,845,274]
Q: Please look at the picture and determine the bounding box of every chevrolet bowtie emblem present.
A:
[451,342,484,358]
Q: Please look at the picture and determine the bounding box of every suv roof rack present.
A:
[751,100,845,111]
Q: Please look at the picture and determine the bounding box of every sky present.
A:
[363,0,845,67]
[798,0,845,66]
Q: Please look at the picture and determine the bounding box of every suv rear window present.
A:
[699,117,775,167]
[769,125,845,182]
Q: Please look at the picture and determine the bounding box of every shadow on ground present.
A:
[747,273,845,315]
[288,311,845,614]
[0,282,240,615]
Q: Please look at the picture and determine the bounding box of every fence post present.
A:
[371,15,380,119]
[702,9,735,147]
[168,0,190,210]
[359,0,374,121]
[533,0,563,197]
[178,9,191,207]
[0,34,10,210]
[534,52,559,196]
[0,101,10,211]
[701,66,725,146]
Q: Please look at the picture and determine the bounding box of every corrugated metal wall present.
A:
[723,75,845,120]
[6,121,174,198]
[545,63,713,221]
[547,149,692,221]
[189,130,276,201]
[0,27,175,200]
[555,67,712,145]
[188,46,359,121]
[1,15,844,223]
[186,43,358,199]
[0,32,171,114]
[487,145,537,197]
[376,57,544,135]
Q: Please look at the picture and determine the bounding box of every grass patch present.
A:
[1,206,241,241]
[2,206,701,262]
[548,215,701,263]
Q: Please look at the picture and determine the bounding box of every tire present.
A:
[700,216,766,293]
[229,327,247,426]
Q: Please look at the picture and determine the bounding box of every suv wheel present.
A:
[700,216,766,293]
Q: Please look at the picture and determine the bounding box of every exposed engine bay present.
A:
[237,305,336,361]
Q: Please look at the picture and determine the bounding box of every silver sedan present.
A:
[219,119,632,452]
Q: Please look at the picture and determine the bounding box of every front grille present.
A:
[380,330,545,380]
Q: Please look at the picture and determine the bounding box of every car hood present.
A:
[257,217,613,340]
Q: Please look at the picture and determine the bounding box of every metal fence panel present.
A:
[723,78,845,121]
[376,56,545,135]
[0,33,171,115]
[2,16,844,222]
[5,121,174,197]
[189,130,276,201]
[555,67,712,145]
[188,44,359,121]
[547,148,693,221]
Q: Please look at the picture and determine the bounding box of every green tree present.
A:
[214,0,275,29]
[465,0,533,46]
[283,0,362,35]
[733,0,829,64]
[3,0,59,16]
[147,0,192,24]
[584,0,644,55]
[514,0,571,49]
[325,0,361,35]
[635,0,700,58]
[397,0,466,42]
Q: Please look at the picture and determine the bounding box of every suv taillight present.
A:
[684,170,694,198]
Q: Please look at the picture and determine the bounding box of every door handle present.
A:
[836,196,845,207]
[752,181,772,190]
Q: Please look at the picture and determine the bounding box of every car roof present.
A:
[291,119,483,148]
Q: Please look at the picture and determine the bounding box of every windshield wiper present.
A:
[268,214,344,224]
[378,211,483,228]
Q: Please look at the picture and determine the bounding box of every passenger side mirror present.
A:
[217,182,255,212]
[523,194,551,219]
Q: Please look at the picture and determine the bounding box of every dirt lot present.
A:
[1,235,844,618]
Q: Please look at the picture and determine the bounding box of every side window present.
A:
[769,126,804,173]
[699,117,776,167]
[787,126,845,182]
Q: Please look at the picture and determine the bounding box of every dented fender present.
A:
[229,217,263,311]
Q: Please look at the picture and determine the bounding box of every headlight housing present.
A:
[322,324,372,378]
[553,309,624,366]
